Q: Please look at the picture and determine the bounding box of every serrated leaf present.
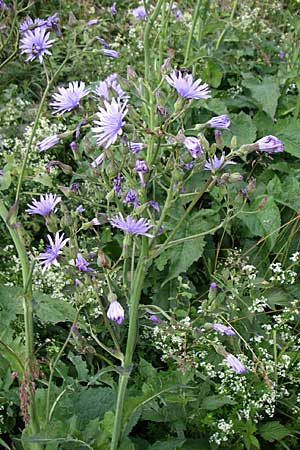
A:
[259,421,290,442]
[33,291,77,324]
[201,395,236,410]
[68,352,89,381]
[205,98,228,115]
[242,76,280,118]
[223,112,257,148]
[270,118,300,158]
[149,439,186,450]
[0,171,12,191]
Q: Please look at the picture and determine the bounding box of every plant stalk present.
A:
[184,0,203,66]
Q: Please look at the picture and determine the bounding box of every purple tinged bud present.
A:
[91,218,100,226]
[135,159,148,187]
[128,142,145,153]
[76,204,85,213]
[147,200,160,212]
[210,282,217,289]
[212,323,235,336]
[37,135,60,152]
[75,120,87,139]
[91,153,105,168]
[70,141,77,151]
[111,2,117,14]
[225,354,247,374]
[124,189,139,207]
[278,50,285,59]
[95,36,111,48]
[87,18,98,25]
[255,135,284,153]
[75,253,94,272]
[102,49,119,58]
[113,173,122,194]
[149,315,163,323]
[207,115,231,129]
[107,300,124,324]
[70,182,80,192]
[183,137,203,158]
[132,5,147,19]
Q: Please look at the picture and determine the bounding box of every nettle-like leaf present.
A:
[223,111,257,148]
[270,118,300,158]
[242,75,280,119]
[259,421,291,442]
[238,195,281,250]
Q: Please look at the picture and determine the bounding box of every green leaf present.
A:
[201,395,236,410]
[68,352,89,381]
[0,437,12,449]
[264,287,293,308]
[259,421,290,442]
[149,439,186,450]
[242,76,280,118]
[202,60,223,88]
[205,98,228,115]
[33,291,77,324]
[238,195,281,250]
[223,112,257,148]
[270,118,300,158]
[139,358,157,379]
[0,171,12,191]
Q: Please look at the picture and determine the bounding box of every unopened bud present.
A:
[230,136,237,150]
[198,133,210,152]
[97,249,108,267]
[108,292,117,303]
[228,172,243,183]
[215,130,224,150]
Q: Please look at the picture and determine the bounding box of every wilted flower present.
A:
[114,173,123,194]
[225,354,247,374]
[125,189,139,207]
[102,49,119,58]
[107,300,124,324]
[149,315,163,323]
[92,98,128,148]
[207,115,231,129]
[26,193,61,216]
[255,135,284,153]
[76,205,85,213]
[132,5,146,19]
[111,2,117,14]
[166,70,210,100]
[128,142,145,153]
[147,200,160,212]
[0,0,9,10]
[91,152,105,168]
[20,28,54,63]
[183,137,203,158]
[135,160,148,187]
[95,36,111,48]
[50,81,88,115]
[212,323,235,336]
[96,81,110,100]
[75,253,94,272]
[110,213,154,237]
[37,232,69,272]
[204,154,236,171]
[87,18,98,26]
[37,134,60,151]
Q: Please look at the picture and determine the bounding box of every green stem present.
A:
[14,56,69,209]
[144,0,165,83]
[158,0,167,72]
[215,0,238,50]
[184,0,202,66]
[0,200,42,449]
[110,238,149,450]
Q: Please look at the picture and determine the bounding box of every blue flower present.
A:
[183,137,203,158]
[255,135,284,153]
[212,323,235,336]
[37,135,60,151]
[225,354,247,374]
[124,189,139,207]
[132,5,146,19]
[102,49,119,58]
[207,115,231,129]
[107,300,124,324]
[110,213,154,237]
[92,98,128,148]
[20,28,54,63]
[50,81,89,115]
[166,70,210,99]
[26,193,61,216]
[75,253,94,272]
[37,232,69,272]
[203,154,236,171]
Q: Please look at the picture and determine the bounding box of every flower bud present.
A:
[228,172,243,183]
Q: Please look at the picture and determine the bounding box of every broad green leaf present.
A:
[205,98,228,115]
[202,60,223,88]
[270,118,300,158]
[68,352,89,381]
[238,195,281,250]
[33,291,77,324]
[259,421,290,442]
[201,395,236,410]
[264,287,293,308]
[0,171,12,191]
[223,112,257,148]
[149,439,186,450]
[242,76,280,118]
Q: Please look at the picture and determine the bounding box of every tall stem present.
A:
[110,238,148,450]
[144,0,165,83]
[0,200,42,449]
[215,0,238,50]
[184,0,202,66]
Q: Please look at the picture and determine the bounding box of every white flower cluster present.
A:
[209,419,235,445]
[269,262,297,285]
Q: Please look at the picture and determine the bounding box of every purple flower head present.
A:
[96,81,110,100]
[181,160,195,170]
[111,2,117,14]
[70,141,78,152]
[110,213,154,237]
[207,115,231,129]
[105,73,118,85]
[125,189,139,207]
[26,193,61,216]
[76,204,85,213]
[278,50,285,59]
[149,314,163,324]
[212,323,235,336]
[37,231,69,272]
[171,4,183,21]
[96,78,128,101]
[166,70,210,100]
[210,282,217,289]
[91,152,105,168]
[50,81,88,115]
[19,17,47,33]
[92,98,128,148]
[102,49,119,58]
[132,5,146,19]
[183,137,203,158]
[87,18,98,26]
[225,354,247,374]
[20,28,54,63]
[255,135,284,153]
[147,200,160,212]
[113,173,123,194]
[70,182,80,192]
[204,154,236,171]
[135,159,148,187]
[128,142,145,153]
[37,134,60,152]
[107,300,124,324]
[75,253,94,272]
[0,0,9,10]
